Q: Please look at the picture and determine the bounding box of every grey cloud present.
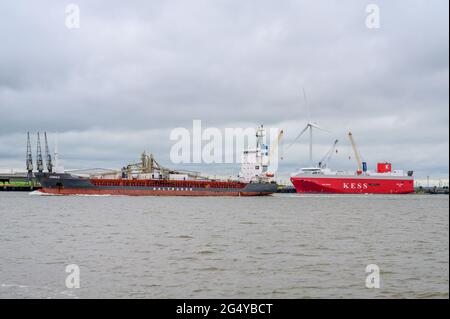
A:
[0,0,448,179]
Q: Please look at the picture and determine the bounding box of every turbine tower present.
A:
[289,121,327,167]
[44,132,53,173]
[36,132,44,172]
[285,89,328,167]
[26,132,33,179]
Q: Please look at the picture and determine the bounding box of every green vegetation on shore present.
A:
[1,181,33,187]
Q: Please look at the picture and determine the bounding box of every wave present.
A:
[1,283,78,299]
[28,191,112,197]
[74,194,113,197]
[28,190,61,196]
[278,193,377,199]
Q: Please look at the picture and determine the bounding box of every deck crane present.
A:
[265,129,284,177]
[269,129,284,162]
[26,132,33,179]
[348,131,363,173]
[77,152,210,181]
[44,132,53,173]
[123,152,205,180]
[318,139,338,169]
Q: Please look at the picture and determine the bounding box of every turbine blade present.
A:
[310,122,330,133]
[285,125,309,152]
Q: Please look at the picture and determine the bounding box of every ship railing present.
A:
[91,178,246,189]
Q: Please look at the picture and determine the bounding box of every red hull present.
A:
[38,188,272,196]
[290,176,414,194]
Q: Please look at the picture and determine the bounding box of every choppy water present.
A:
[0,192,448,299]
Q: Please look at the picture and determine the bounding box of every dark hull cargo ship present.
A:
[33,126,278,197]
[35,172,277,196]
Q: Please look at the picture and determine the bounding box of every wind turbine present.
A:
[285,89,329,167]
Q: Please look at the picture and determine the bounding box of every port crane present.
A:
[348,131,363,173]
[36,132,44,173]
[44,132,53,173]
[26,132,33,179]
[318,139,339,169]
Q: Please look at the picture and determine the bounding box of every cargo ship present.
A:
[290,163,414,194]
[289,129,414,194]
[35,172,277,196]
[33,126,278,196]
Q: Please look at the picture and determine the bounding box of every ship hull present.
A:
[290,175,414,194]
[35,173,277,196]
[37,188,272,196]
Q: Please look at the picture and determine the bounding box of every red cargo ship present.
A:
[289,131,414,194]
[290,163,414,194]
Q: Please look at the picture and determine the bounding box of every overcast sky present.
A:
[0,0,448,179]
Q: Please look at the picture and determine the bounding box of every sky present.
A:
[0,0,448,180]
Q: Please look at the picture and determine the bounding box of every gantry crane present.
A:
[36,132,44,173]
[44,132,53,173]
[26,132,33,179]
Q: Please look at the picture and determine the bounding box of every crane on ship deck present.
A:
[348,131,364,174]
[123,152,209,180]
[266,129,284,177]
[82,152,211,180]
[318,139,338,169]
[269,129,284,162]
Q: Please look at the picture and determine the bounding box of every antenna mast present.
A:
[256,125,266,167]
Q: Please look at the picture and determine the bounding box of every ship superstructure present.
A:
[238,125,271,182]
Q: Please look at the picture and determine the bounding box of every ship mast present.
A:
[256,125,265,167]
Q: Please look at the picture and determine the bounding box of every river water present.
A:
[0,192,448,298]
